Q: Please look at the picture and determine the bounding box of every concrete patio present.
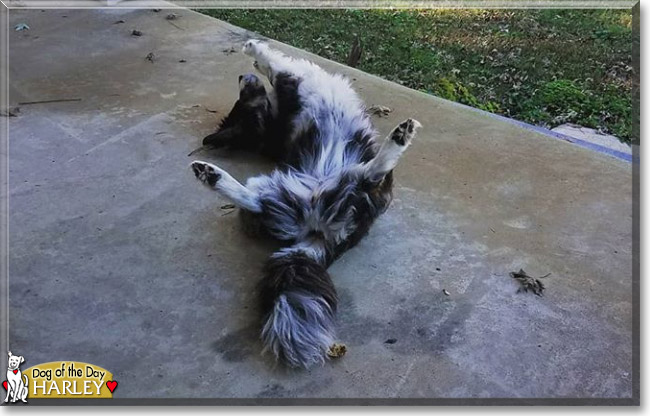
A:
[6,8,634,402]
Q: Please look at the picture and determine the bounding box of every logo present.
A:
[2,353,118,402]
[3,352,28,404]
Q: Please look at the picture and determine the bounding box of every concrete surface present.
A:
[7,9,634,401]
[552,123,632,156]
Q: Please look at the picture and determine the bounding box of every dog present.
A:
[191,40,421,368]
[5,352,28,403]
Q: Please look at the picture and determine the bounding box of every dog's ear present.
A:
[19,356,24,364]
[7,351,11,358]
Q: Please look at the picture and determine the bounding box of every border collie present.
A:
[191,40,421,368]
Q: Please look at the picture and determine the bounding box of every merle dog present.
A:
[191,40,421,368]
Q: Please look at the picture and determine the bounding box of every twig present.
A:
[187,146,205,157]
[167,20,185,31]
[346,35,362,68]
[18,98,81,105]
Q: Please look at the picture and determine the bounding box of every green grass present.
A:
[199,9,633,142]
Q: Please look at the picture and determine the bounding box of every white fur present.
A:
[364,119,422,181]
[244,40,375,177]
[191,161,262,213]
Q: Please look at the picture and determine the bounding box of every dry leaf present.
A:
[367,105,392,117]
[327,343,347,358]
[510,269,550,296]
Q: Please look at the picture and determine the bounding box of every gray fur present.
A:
[192,42,421,369]
[261,291,335,368]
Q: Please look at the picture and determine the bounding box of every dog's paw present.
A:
[243,39,264,57]
[191,161,222,188]
[390,118,422,146]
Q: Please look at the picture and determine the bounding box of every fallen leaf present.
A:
[367,105,392,117]
[510,269,550,296]
[327,343,347,358]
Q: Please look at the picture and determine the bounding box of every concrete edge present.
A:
[197,12,634,164]
[450,102,635,163]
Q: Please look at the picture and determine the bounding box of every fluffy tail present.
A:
[259,251,338,368]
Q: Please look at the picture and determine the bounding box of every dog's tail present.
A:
[22,374,28,386]
[259,251,337,369]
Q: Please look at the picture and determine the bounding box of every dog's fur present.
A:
[192,40,421,368]
[5,351,28,403]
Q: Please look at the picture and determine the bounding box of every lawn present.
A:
[199,9,634,143]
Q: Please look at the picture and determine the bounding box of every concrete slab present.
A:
[7,9,633,401]
[552,123,632,156]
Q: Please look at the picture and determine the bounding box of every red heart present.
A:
[12,370,17,374]
[2,380,6,390]
[106,380,118,393]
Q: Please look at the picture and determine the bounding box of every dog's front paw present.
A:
[191,161,222,188]
[390,118,422,146]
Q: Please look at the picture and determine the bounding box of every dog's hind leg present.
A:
[7,380,16,402]
[242,40,310,85]
[242,40,283,82]
[191,161,262,213]
[363,118,422,182]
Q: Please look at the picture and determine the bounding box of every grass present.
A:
[199,9,634,143]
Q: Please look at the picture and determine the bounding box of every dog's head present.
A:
[7,351,24,370]
[203,73,271,149]
[238,73,267,102]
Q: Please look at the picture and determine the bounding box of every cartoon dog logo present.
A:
[3,351,28,403]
